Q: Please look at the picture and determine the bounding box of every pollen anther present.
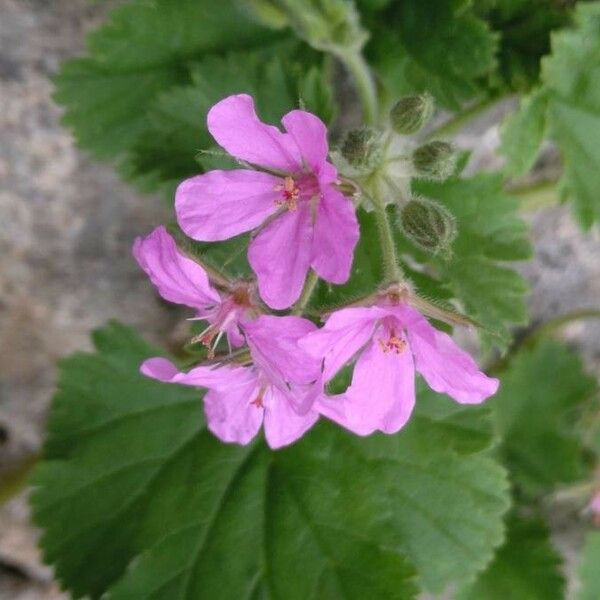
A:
[274,176,300,211]
[378,334,407,354]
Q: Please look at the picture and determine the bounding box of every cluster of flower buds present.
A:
[249,0,369,56]
[135,94,497,449]
[337,92,459,256]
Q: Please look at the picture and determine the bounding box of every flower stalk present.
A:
[371,183,403,282]
[338,50,379,126]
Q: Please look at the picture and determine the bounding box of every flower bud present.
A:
[399,196,457,255]
[390,93,434,135]
[412,140,458,181]
[340,126,384,172]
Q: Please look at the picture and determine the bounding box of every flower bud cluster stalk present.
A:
[336,90,459,269]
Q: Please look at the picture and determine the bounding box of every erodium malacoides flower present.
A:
[141,316,323,449]
[135,97,500,449]
[299,294,500,436]
[175,94,359,310]
[133,226,253,356]
[134,226,324,449]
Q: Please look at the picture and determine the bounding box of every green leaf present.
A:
[457,513,565,600]
[32,322,509,598]
[538,3,600,227]
[577,532,600,600]
[476,0,572,92]
[125,46,335,190]
[414,173,531,348]
[492,340,598,496]
[365,0,498,109]
[54,0,279,159]
[500,88,549,176]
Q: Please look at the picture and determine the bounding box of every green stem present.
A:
[371,185,402,282]
[523,309,600,347]
[489,309,600,374]
[0,453,39,505]
[506,178,560,211]
[426,95,505,140]
[293,269,320,315]
[338,50,379,126]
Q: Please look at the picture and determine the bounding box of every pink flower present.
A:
[175,94,359,310]
[141,316,323,449]
[299,303,499,436]
[133,226,253,354]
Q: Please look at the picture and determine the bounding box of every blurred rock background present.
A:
[0,1,598,598]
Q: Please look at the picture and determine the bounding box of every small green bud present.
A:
[340,126,384,172]
[390,93,434,135]
[412,140,458,181]
[399,196,457,255]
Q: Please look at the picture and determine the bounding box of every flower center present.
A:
[378,331,407,354]
[250,384,267,409]
[273,174,320,211]
[251,393,264,409]
[190,325,223,359]
[274,176,300,210]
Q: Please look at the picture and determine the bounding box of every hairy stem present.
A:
[506,178,560,211]
[426,95,505,140]
[338,50,379,126]
[371,184,403,282]
[524,309,600,347]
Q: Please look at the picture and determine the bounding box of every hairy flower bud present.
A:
[412,140,458,181]
[390,93,434,135]
[340,126,384,172]
[399,196,457,255]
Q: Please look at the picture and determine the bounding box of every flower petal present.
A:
[133,226,220,311]
[311,188,359,284]
[204,384,263,446]
[248,206,312,309]
[405,308,500,403]
[176,169,281,241]
[299,306,385,381]
[262,386,319,449]
[207,94,300,172]
[243,315,320,386]
[140,358,255,390]
[338,335,416,435]
[281,109,332,179]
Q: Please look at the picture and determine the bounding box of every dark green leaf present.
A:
[457,512,565,600]
[54,0,279,159]
[125,46,335,190]
[476,0,572,92]
[492,340,598,496]
[365,0,498,109]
